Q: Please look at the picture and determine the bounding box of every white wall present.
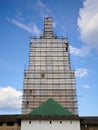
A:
[21,119,80,130]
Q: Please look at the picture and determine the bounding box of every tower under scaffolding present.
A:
[22,17,78,115]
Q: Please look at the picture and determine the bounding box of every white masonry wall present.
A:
[21,119,80,130]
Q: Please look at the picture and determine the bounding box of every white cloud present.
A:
[35,0,51,17]
[33,24,42,37]
[82,85,91,89]
[69,45,91,56]
[11,19,32,33]
[78,0,98,49]
[0,86,22,112]
[75,68,88,78]
[37,0,45,8]
[70,45,84,56]
[53,22,56,28]
[15,11,24,22]
[7,18,41,37]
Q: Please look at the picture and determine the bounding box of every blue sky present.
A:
[0,0,98,116]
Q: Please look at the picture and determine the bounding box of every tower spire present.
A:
[42,17,56,38]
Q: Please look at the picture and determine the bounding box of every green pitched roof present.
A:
[28,99,72,116]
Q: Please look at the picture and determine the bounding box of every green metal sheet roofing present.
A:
[28,99,72,116]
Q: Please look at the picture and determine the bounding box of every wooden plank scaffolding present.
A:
[22,18,78,115]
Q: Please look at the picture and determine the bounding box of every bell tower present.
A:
[22,17,78,115]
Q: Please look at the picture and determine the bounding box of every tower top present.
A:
[42,17,56,38]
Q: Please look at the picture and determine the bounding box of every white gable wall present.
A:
[21,120,80,130]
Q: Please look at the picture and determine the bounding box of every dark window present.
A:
[18,121,21,126]
[29,121,31,124]
[60,120,62,124]
[66,47,68,52]
[41,73,45,78]
[0,122,3,126]
[7,122,14,126]
[50,121,52,124]
[27,101,29,105]
[30,90,32,94]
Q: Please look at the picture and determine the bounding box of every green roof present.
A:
[28,99,72,116]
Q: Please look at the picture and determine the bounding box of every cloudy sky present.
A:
[0,0,98,115]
